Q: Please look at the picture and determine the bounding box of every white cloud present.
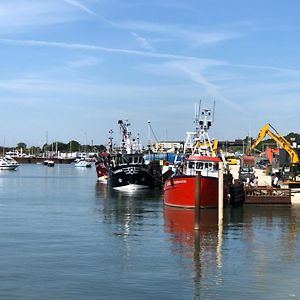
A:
[0,0,98,33]
[0,1,74,31]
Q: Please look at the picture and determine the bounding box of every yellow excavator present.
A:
[250,123,300,179]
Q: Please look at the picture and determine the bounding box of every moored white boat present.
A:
[47,160,55,167]
[0,157,19,170]
[74,158,92,168]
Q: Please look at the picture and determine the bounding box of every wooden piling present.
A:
[218,162,224,223]
[194,172,201,230]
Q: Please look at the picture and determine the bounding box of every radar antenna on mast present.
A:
[194,100,202,123]
[194,100,202,133]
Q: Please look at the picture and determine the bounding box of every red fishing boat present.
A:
[164,156,222,208]
[163,104,229,208]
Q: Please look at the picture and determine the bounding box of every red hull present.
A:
[164,175,220,208]
[96,164,107,178]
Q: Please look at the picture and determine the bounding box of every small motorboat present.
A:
[43,159,55,167]
[0,157,19,170]
[47,160,55,167]
[74,158,92,168]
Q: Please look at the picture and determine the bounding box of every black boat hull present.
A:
[108,163,162,190]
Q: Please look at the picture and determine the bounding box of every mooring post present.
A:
[217,162,224,269]
[218,162,224,223]
[194,172,201,230]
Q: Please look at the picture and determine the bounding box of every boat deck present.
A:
[244,186,291,204]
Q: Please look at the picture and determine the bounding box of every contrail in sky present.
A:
[63,0,97,16]
[0,38,297,76]
[0,38,222,63]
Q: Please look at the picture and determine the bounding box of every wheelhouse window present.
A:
[188,161,195,169]
[196,162,204,169]
[188,160,219,173]
[189,160,218,171]
[116,156,128,165]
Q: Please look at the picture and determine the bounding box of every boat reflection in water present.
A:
[95,182,162,235]
[164,206,224,298]
[164,206,220,256]
[94,181,300,299]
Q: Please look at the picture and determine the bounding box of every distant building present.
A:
[153,141,183,153]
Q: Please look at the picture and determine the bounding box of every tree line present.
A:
[2,140,106,155]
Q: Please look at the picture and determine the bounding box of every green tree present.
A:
[66,140,81,152]
[17,142,27,150]
[94,144,106,152]
[29,146,42,155]
[53,141,67,152]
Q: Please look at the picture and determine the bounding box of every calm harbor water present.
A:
[0,164,300,299]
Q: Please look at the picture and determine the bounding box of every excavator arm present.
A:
[250,123,271,150]
[251,123,299,164]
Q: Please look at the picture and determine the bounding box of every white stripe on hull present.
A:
[113,184,149,191]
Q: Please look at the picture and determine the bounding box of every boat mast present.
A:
[108,129,114,154]
[118,119,132,154]
[192,106,213,155]
[2,137,5,157]
[147,120,159,152]
[147,120,151,151]
[183,101,214,156]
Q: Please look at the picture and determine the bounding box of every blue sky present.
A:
[1,0,300,148]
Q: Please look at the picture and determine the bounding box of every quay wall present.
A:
[13,157,76,164]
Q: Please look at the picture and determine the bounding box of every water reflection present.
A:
[94,183,165,277]
[233,206,300,263]
[164,207,222,298]
[95,182,109,199]
[95,182,163,235]
[164,206,300,299]
[164,207,219,257]
[94,181,300,299]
